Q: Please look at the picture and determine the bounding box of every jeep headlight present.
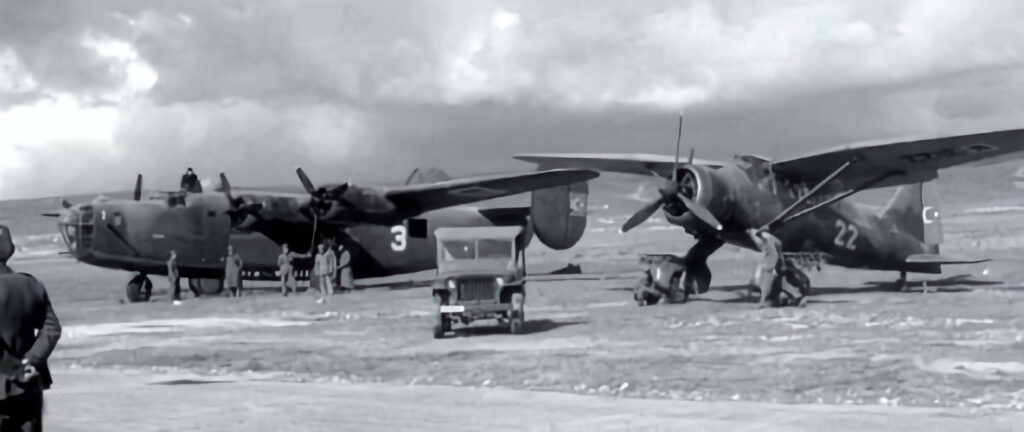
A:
[654,266,662,281]
[495,277,504,287]
[446,279,457,290]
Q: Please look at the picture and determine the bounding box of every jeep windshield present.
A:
[440,239,513,261]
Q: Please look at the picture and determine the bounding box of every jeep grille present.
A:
[457,278,497,301]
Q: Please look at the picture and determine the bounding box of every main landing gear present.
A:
[126,273,153,303]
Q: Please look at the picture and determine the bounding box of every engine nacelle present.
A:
[530,181,588,250]
[666,164,736,229]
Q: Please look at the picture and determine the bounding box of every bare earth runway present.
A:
[13,206,1024,431]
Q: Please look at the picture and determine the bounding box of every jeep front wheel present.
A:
[509,292,525,334]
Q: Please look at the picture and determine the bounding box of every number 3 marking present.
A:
[390,225,407,252]
[833,220,858,250]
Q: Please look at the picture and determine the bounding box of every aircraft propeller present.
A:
[621,113,723,233]
[295,167,351,220]
[218,173,263,227]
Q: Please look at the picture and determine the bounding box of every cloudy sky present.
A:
[1,0,1023,199]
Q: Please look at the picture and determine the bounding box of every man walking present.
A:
[314,242,336,304]
[168,250,183,305]
[336,243,353,293]
[0,225,61,431]
[224,245,244,297]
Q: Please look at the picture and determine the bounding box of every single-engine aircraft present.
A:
[47,167,596,302]
[516,117,1024,302]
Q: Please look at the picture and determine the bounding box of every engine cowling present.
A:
[665,165,734,229]
[530,181,588,250]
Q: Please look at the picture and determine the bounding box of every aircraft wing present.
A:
[384,168,599,216]
[514,153,725,177]
[772,128,1024,190]
[905,254,990,265]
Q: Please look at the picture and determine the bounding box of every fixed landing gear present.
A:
[126,274,153,303]
[188,278,225,296]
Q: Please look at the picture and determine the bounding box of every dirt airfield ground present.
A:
[9,186,1024,431]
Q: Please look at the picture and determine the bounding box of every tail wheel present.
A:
[126,275,152,303]
[510,292,525,334]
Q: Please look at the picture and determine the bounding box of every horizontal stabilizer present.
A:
[905,254,990,265]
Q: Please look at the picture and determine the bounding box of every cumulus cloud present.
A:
[1,0,1023,198]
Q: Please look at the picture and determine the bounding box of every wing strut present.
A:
[762,158,857,229]
[778,171,901,225]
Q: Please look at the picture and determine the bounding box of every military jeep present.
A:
[432,226,526,338]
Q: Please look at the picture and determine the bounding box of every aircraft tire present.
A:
[509,292,525,334]
[662,273,689,304]
[189,278,225,296]
[126,276,152,303]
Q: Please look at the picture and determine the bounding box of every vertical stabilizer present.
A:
[881,182,943,249]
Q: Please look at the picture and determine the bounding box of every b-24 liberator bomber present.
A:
[48,167,596,302]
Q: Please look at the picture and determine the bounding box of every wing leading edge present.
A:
[772,128,1024,190]
[385,168,599,216]
[514,153,724,177]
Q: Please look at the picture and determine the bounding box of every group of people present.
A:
[165,241,352,304]
[278,242,353,304]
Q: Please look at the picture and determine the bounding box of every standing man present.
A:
[747,228,805,308]
[277,244,309,297]
[336,243,353,293]
[0,225,61,431]
[314,242,336,304]
[168,250,182,305]
[179,167,202,193]
[224,245,244,298]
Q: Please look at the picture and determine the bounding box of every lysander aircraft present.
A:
[517,118,1024,302]
[48,168,596,302]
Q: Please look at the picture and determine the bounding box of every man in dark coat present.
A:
[179,167,202,193]
[0,225,62,431]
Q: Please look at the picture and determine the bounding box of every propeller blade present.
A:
[296,167,316,195]
[688,147,694,165]
[677,193,722,231]
[219,173,234,202]
[61,199,72,209]
[622,198,665,233]
[327,183,350,198]
[133,174,143,201]
[673,113,683,182]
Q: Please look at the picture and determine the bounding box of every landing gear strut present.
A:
[897,270,909,292]
[126,274,153,303]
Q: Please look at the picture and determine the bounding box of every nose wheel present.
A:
[126,274,153,303]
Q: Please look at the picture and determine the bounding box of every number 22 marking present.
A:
[390,225,407,252]
[834,220,858,250]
